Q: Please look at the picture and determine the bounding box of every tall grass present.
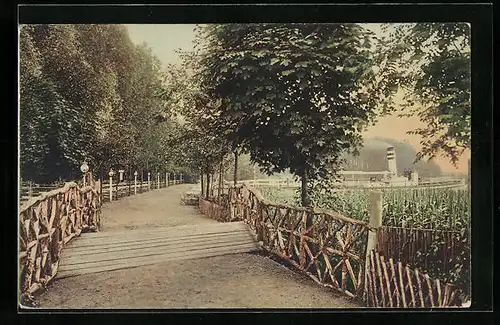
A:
[259,185,470,297]
[259,186,469,231]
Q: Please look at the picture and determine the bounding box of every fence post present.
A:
[134,171,138,195]
[365,191,383,296]
[147,172,151,191]
[157,172,160,189]
[109,170,114,202]
[173,173,176,185]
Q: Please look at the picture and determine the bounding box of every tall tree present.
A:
[375,23,471,166]
[19,24,174,183]
[197,23,381,206]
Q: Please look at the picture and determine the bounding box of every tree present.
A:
[19,24,176,183]
[197,23,381,206]
[375,23,471,166]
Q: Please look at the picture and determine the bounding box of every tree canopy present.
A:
[375,23,471,166]
[195,23,386,205]
[19,24,185,183]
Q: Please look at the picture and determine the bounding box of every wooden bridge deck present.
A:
[58,221,259,278]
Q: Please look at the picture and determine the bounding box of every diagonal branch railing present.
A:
[223,182,371,298]
[200,182,466,306]
[18,181,101,305]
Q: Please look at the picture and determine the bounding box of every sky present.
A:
[125,24,470,174]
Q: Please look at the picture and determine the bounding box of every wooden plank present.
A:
[389,258,400,307]
[77,221,248,241]
[57,242,259,278]
[398,262,408,308]
[425,274,435,307]
[370,251,379,307]
[63,228,251,253]
[406,265,416,307]
[72,224,250,247]
[62,233,255,264]
[380,255,393,307]
[375,252,386,307]
[60,237,257,269]
[435,279,442,307]
[414,268,425,307]
[365,260,375,306]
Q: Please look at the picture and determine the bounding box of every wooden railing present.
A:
[19,181,101,305]
[223,183,371,298]
[200,182,466,307]
[365,250,462,307]
[19,182,64,204]
[233,178,465,190]
[377,226,465,275]
[100,179,184,202]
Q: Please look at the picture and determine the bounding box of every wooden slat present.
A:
[435,279,442,307]
[414,268,425,307]
[65,226,251,250]
[58,242,259,278]
[370,251,379,307]
[380,255,393,307]
[62,233,255,265]
[398,262,407,308]
[78,221,247,241]
[375,252,385,307]
[64,229,251,254]
[406,265,416,307]
[425,274,435,307]
[389,258,400,307]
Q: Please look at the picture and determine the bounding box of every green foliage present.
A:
[195,23,388,205]
[19,24,180,183]
[375,23,471,166]
[223,153,267,181]
[259,185,470,294]
[260,186,469,231]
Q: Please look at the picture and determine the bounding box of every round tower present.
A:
[386,146,397,176]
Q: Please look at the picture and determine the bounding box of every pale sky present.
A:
[125,24,470,174]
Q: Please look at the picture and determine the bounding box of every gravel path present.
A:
[99,184,217,232]
[35,184,361,309]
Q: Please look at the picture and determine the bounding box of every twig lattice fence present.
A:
[18,181,101,305]
[365,250,462,307]
[211,183,371,297]
[199,182,465,307]
[377,226,464,274]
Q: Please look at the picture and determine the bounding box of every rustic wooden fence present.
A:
[19,182,64,204]
[233,178,465,190]
[365,250,462,307]
[377,226,465,275]
[219,183,371,298]
[99,174,184,202]
[199,182,467,307]
[19,181,101,306]
[199,197,231,222]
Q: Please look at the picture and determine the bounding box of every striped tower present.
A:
[386,146,397,176]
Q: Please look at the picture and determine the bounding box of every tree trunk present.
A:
[233,150,238,186]
[200,172,204,196]
[301,165,311,207]
[99,165,103,203]
[218,158,223,200]
[211,171,217,197]
[205,172,210,200]
[301,164,313,230]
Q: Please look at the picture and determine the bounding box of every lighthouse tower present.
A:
[386,146,397,176]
